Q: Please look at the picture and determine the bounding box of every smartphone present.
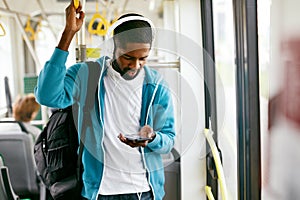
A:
[124,134,152,142]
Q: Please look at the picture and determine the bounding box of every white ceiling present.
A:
[0,0,163,21]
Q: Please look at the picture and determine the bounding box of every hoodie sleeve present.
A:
[146,79,176,154]
[34,48,80,108]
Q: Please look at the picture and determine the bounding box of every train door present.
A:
[0,0,286,200]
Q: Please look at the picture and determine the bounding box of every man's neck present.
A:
[112,60,125,76]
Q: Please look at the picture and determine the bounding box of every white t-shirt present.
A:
[98,64,150,195]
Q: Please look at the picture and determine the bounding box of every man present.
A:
[34,1,176,200]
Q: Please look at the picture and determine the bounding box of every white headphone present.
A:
[101,15,156,60]
[104,15,156,41]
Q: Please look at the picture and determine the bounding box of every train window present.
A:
[34,15,77,73]
[0,16,14,116]
[212,1,237,199]
[213,0,271,199]
[34,19,58,73]
[258,0,271,196]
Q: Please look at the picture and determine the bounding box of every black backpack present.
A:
[34,61,101,200]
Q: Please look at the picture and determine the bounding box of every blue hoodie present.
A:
[34,48,176,200]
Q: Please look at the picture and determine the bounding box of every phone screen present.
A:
[124,134,152,142]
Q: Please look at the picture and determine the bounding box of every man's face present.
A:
[114,42,151,80]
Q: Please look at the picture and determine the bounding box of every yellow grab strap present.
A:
[0,23,6,36]
[87,2,109,36]
[88,13,108,36]
[25,17,35,40]
[73,0,79,9]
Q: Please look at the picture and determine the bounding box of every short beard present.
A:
[112,60,140,80]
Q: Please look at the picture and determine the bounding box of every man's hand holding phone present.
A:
[118,125,156,148]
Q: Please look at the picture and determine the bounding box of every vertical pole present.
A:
[200,0,218,199]
[232,0,261,199]
[76,0,86,62]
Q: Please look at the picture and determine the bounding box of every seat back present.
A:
[0,120,28,132]
[0,121,39,197]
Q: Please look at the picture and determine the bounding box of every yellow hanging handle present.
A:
[87,2,109,36]
[88,13,108,36]
[25,17,35,40]
[73,0,80,9]
[0,23,6,36]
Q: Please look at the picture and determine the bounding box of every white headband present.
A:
[105,15,155,41]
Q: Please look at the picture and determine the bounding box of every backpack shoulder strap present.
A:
[83,61,101,112]
[77,61,101,179]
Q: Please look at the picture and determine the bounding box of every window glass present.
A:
[213,1,237,199]
[35,15,76,73]
[213,1,271,199]
[0,16,14,114]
